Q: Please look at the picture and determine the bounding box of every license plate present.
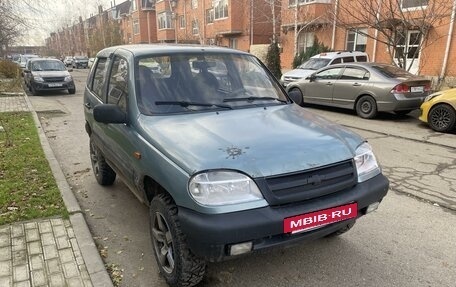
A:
[411,86,424,93]
[283,203,358,234]
[48,83,62,87]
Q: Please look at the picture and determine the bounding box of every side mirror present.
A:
[93,104,127,124]
[308,74,316,82]
[287,89,303,106]
[23,69,30,74]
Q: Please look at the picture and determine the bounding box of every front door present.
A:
[332,66,370,108]
[304,67,343,105]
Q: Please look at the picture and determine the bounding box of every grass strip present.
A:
[0,111,68,225]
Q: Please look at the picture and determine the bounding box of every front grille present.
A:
[260,160,356,206]
[44,77,65,82]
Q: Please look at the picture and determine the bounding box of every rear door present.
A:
[332,66,371,108]
[304,67,343,105]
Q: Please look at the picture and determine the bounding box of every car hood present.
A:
[283,68,315,79]
[31,71,70,77]
[138,105,364,178]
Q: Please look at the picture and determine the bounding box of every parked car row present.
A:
[63,56,90,69]
[284,62,455,132]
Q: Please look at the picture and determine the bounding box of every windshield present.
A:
[298,58,331,70]
[136,53,288,114]
[31,60,66,71]
[372,65,412,78]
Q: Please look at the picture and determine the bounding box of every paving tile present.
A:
[11,225,24,238]
[43,245,58,260]
[29,255,44,271]
[0,276,11,287]
[13,281,30,287]
[66,277,83,287]
[58,249,74,264]
[56,237,70,250]
[31,269,46,286]
[49,273,64,287]
[12,250,27,267]
[63,262,79,278]
[40,233,55,246]
[46,258,61,274]
[37,221,52,234]
[27,242,42,256]
[0,246,12,261]
[23,222,37,230]
[0,261,11,277]
[25,229,39,243]
[0,233,10,247]
[13,264,29,282]
[12,237,25,252]
[52,226,66,238]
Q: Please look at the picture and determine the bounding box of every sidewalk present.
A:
[0,93,113,287]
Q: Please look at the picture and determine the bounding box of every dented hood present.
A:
[139,104,364,178]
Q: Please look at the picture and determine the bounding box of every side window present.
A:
[315,68,343,80]
[92,58,108,100]
[331,58,342,64]
[107,57,129,112]
[342,57,355,63]
[340,67,370,80]
[356,55,368,62]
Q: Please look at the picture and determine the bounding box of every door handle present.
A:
[353,83,361,87]
[84,102,92,109]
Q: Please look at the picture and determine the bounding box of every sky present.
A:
[19,0,125,46]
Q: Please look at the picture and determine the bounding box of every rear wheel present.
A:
[150,193,206,287]
[356,95,377,119]
[428,104,456,132]
[289,87,304,106]
[89,138,116,185]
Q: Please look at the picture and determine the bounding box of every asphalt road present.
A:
[27,69,456,287]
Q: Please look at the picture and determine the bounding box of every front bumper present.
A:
[32,81,75,91]
[178,173,389,262]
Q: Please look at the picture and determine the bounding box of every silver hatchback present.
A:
[286,63,431,118]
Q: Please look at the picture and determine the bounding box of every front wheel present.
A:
[356,95,378,119]
[428,104,456,132]
[89,138,116,185]
[68,88,76,94]
[150,194,206,287]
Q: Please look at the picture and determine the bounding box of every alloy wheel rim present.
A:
[431,108,450,129]
[152,212,175,274]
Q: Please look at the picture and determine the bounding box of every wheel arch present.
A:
[143,176,174,206]
[354,93,377,111]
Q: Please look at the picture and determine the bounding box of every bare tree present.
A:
[331,0,453,72]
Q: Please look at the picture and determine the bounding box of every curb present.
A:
[24,93,114,287]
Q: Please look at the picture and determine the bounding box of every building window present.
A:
[158,12,174,29]
[179,15,185,28]
[214,0,228,19]
[192,0,198,9]
[131,0,137,11]
[289,0,316,6]
[141,0,154,10]
[229,38,237,49]
[133,19,140,35]
[346,28,367,52]
[297,32,314,54]
[401,0,428,9]
[192,19,199,35]
[395,30,421,59]
[206,8,214,24]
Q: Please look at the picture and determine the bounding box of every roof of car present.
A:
[96,44,249,58]
[311,51,368,59]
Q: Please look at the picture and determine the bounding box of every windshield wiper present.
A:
[223,96,287,104]
[155,101,233,109]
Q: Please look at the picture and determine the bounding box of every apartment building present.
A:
[121,0,158,44]
[279,0,456,79]
[154,0,276,51]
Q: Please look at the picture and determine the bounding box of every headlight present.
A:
[64,75,73,82]
[354,142,381,183]
[424,93,441,102]
[188,170,264,206]
[33,76,44,82]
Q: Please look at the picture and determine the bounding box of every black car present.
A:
[24,58,76,96]
[72,56,89,69]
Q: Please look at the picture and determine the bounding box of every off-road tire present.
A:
[428,104,456,132]
[356,95,378,119]
[89,138,116,185]
[68,88,76,94]
[150,193,206,287]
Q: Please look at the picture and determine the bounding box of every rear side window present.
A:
[91,58,108,100]
[341,67,370,80]
[356,55,368,62]
[342,57,355,63]
[372,65,412,78]
[331,58,342,64]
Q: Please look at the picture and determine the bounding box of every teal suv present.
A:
[83,45,389,287]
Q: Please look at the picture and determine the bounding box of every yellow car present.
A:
[419,88,456,132]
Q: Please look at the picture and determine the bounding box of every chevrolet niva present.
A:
[83,44,389,287]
